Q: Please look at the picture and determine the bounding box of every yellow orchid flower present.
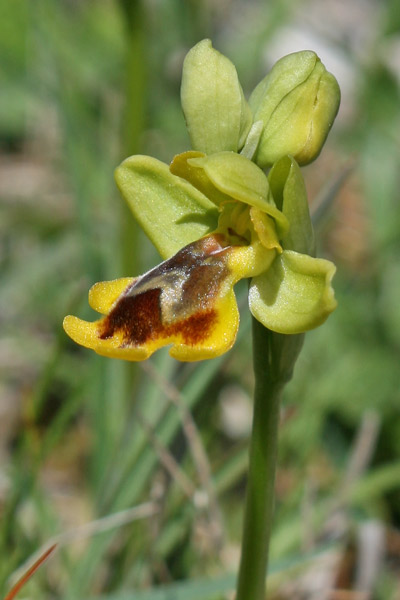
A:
[63,153,336,361]
[63,40,339,362]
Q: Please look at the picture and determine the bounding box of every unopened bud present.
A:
[249,51,340,167]
[181,39,252,155]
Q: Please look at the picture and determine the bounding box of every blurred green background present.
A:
[1,0,400,598]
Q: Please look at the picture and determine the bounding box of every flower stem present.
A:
[118,0,147,275]
[236,318,287,600]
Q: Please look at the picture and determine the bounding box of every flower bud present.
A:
[249,51,340,167]
[181,39,252,155]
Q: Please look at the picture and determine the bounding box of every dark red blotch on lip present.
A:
[99,288,217,346]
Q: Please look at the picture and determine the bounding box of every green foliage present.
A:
[2,0,400,598]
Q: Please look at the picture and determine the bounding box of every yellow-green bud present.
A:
[249,51,340,167]
[181,39,252,155]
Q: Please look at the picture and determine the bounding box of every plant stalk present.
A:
[118,0,147,275]
[236,318,285,600]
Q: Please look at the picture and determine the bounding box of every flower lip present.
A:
[99,288,219,348]
[110,233,231,329]
[63,234,242,361]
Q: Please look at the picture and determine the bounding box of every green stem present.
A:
[236,318,284,600]
[118,0,147,275]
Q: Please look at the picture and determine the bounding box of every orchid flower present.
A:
[63,40,340,362]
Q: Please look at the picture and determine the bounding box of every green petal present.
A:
[189,151,289,236]
[115,155,218,260]
[170,151,230,206]
[268,155,315,255]
[181,39,252,154]
[249,250,337,334]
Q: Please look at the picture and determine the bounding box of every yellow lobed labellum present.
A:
[63,235,255,362]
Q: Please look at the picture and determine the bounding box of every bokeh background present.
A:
[1,0,400,598]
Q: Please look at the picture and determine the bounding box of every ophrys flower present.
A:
[63,40,339,361]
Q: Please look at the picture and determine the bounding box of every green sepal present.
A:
[188,152,289,237]
[115,155,218,260]
[268,155,315,255]
[181,39,252,154]
[249,51,340,167]
[248,250,337,334]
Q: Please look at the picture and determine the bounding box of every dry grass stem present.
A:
[8,502,158,588]
[142,361,225,547]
